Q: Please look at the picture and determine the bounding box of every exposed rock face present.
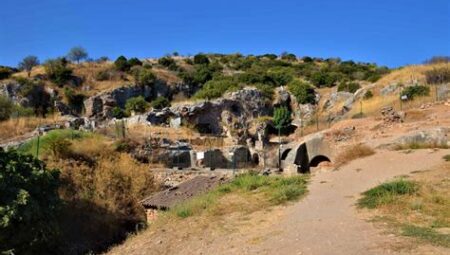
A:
[0,81,21,102]
[145,88,272,143]
[323,91,354,112]
[84,85,152,118]
[394,127,449,148]
[274,87,291,107]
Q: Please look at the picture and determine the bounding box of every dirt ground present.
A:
[106,149,450,255]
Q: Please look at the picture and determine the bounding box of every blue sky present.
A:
[0,0,449,67]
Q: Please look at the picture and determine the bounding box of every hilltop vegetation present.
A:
[0,48,392,122]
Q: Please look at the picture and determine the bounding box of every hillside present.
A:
[1,53,449,255]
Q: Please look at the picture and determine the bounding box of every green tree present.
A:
[273,106,292,169]
[273,106,292,130]
[287,80,316,104]
[67,46,88,64]
[0,149,61,255]
[0,96,14,121]
[18,56,40,77]
[125,96,148,114]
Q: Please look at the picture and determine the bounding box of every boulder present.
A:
[394,127,449,148]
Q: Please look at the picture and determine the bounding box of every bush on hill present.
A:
[125,96,148,114]
[193,53,210,65]
[401,85,430,100]
[151,96,170,109]
[287,80,316,104]
[193,76,241,99]
[44,58,73,86]
[337,81,361,93]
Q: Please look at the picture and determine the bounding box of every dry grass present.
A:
[335,143,375,167]
[375,63,450,88]
[360,163,450,247]
[0,115,64,142]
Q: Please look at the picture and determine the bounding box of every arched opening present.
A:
[309,155,331,167]
[281,148,292,160]
[294,143,309,173]
[252,153,260,165]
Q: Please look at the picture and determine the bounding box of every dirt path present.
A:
[244,149,450,255]
[108,149,450,255]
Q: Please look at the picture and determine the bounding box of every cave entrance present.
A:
[309,155,331,167]
[294,143,309,173]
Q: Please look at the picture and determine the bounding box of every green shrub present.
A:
[267,67,294,86]
[158,57,178,70]
[254,83,275,99]
[127,57,142,67]
[280,52,297,61]
[111,106,127,119]
[95,70,111,81]
[114,56,130,71]
[0,149,61,254]
[401,85,430,100]
[310,71,339,87]
[357,179,418,209]
[0,67,14,80]
[0,96,14,121]
[125,96,148,114]
[151,97,170,109]
[287,80,316,104]
[44,58,73,86]
[363,90,374,100]
[193,53,210,65]
[13,105,35,117]
[133,68,156,86]
[193,76,240,99]
[338,81,361,93]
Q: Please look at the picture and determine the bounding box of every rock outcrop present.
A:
[84,85,153,118]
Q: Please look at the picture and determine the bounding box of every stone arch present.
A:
[309,155,331,167]
[281,148,292,160]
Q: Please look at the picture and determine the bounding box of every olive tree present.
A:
[67,46,88,64]
[18,56,40,77]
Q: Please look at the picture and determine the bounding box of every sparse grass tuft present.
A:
[335,144,375,167]
[395,142,449,150]
[360,164,450,248]
[358,179,418,209]
[170,173,308,219]
[443,155,450,161]
[402,225,450,248]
